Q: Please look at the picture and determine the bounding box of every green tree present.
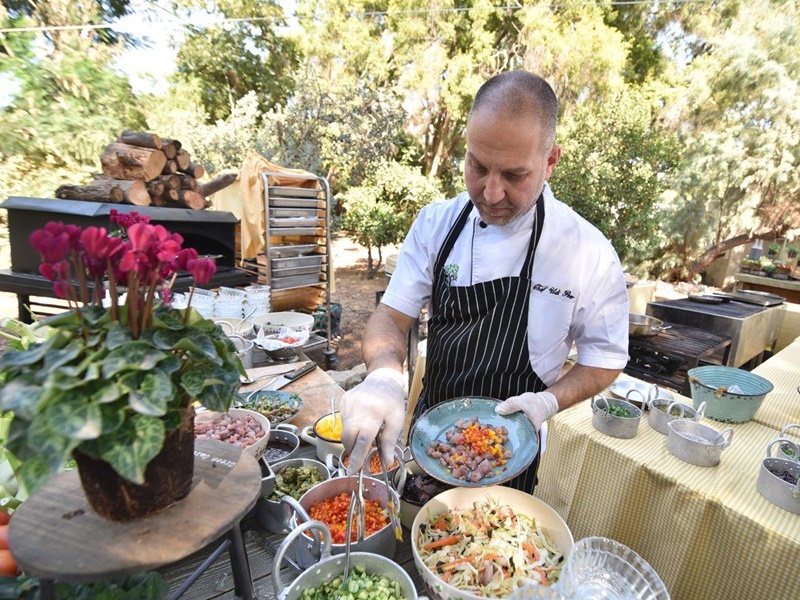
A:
[658,0,800,280]
[171,0,298,122]
[551,85,680,269]
[0,0,145,199]
[341,161,441,278]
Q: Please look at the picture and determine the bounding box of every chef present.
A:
[340,70,629,492]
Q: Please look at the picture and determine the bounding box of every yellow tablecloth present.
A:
[535,380,800,600]
[749,336,800,431]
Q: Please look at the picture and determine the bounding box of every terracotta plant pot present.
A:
[73,407,196,521]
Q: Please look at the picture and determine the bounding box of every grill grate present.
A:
[659,298,764,318]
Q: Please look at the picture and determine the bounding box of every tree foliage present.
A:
[171,0,298,122]
[340,161,441,278]
[551,85,680,269]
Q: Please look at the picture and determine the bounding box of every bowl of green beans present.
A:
[591,395,642,439]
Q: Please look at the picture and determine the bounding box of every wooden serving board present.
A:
[239,362,344,431]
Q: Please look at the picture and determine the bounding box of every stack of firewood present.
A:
[55,131,237,210]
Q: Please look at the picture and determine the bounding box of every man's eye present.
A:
[471,163,487,175]
[505,173,525,182]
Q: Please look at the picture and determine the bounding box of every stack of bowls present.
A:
[188,289,216,318]
[214,287,246,319]
[244,285,271,319]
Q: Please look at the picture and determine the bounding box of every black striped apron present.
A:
[413,194,547,493]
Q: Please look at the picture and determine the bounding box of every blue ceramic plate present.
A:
[236,390,303,426]
[409,397,538,488]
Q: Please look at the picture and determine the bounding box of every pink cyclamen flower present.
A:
[29,228,70,263]
[187,258,217,285]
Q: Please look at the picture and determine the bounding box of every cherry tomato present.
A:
[0,550,17,576]
[0,525,7,550]
[0,511,9,526]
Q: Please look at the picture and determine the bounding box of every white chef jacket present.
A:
[382,183,630,386]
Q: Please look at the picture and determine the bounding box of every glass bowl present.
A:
[558,537,670,600]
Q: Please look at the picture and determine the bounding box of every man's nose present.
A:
[484,174,505,204]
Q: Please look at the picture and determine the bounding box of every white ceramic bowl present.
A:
[195,408,271,460]
[212,317,256,338]
[253,311,315,334]
[411,486,574,600]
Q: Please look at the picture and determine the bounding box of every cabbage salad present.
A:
[417,496,564,597]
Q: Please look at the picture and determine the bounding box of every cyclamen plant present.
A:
[0,216,244,493]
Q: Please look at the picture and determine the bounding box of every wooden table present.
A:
[9,440,261,600]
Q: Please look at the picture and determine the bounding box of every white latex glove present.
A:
[495,391,559,431]
[340,367,406,473]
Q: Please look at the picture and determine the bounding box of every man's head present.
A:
[465,71,561,226]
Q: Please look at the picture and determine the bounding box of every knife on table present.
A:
[261,361,317,391]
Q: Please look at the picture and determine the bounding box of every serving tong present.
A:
[375,432,403,542]
[339,471,366,596]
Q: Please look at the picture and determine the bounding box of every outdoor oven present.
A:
[646,296,786,368]
[0,196,255,321]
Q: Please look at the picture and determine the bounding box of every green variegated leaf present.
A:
[17,455,55,495]
[127,371,172,416]
[27,417,79,471]
[80,305,111,327]
[155,353,181,375]
[105,322,133,350]
[48,367,96,392]
[99,404,126,434]
[42,340,84,371]
[152,308,185,330]
[93,381,124,404]
[154,329,219,363]
[194,364,239,413]
[0,336,56,369]
[45,395,103,440]
[162,408,184,431]
[102,342,169,378]
[99,415,165,484]
[180,365,208,397]
[0,380,45,419]
[38,310,81,328]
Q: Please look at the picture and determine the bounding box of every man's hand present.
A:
[495,391,559,431]
[340,367,406,473]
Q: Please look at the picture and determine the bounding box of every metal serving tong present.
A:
[339,474,366,596]
[375,432,403,542]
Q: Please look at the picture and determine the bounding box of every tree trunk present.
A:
[686,232,775,280]
[100,143,167,182]
[182,161,205,179]
[175,149,191,171]
[112,179,151,206]
[199,172,237,197]
[177,174,199,192]
[162,138,182,152]
[146,180,165,199]
[117,130,162,150]
[162,160,178,175]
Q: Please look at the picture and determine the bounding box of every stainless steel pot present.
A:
[285,475,399,568]
[646,397,706,436]
[257,457,330,533]
[666,420,733,467]
[629,313,669,337]
[757,438,800,514]
[272,521,420,600]
[591,395,642,439]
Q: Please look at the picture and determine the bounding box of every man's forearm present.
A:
[547,364,620,409]
[361,304,415,373]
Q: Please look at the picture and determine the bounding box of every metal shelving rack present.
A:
[259,172,335,364]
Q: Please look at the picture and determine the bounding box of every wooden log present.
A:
[177,174,199,192]
[162,138,182,152]
[199,171,237,197]
[55,179,150,206]
[117,130,162,150]
[162,142,178,160]
[56,181,123,203]
[175,149,191,171]
[100,143,167,182]
[146,181,165,199]
[161,160,178,175]
[181,161,205,179]
[176,190,206,210]
[166,188,179,201]
[161,174,180,190]
[113,180,151,206]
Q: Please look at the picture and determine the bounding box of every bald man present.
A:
[340,71,629,492]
